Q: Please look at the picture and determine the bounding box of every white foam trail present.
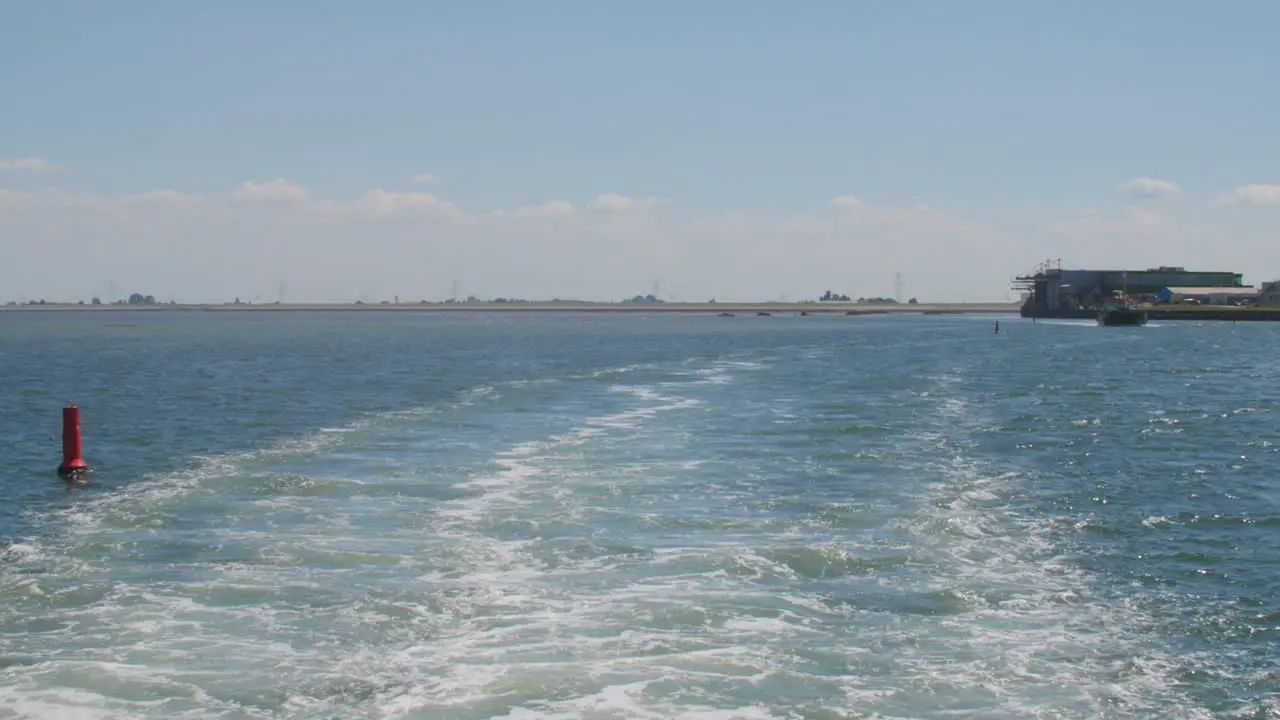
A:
[267,377,724,717]
[870,370,1217,717]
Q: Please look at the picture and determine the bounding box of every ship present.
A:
[1097,292,1147,326]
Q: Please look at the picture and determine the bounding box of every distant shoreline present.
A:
[0,301,1020,315]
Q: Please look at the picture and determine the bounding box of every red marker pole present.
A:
[57,405,89,479]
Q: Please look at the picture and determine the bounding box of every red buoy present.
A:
[57,405,89,479]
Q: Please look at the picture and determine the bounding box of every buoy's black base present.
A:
[57,465,89,482]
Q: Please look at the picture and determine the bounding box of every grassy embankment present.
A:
[1146,304,1280,321]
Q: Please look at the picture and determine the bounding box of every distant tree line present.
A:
[5,292,169,306]
[817,292,920,304]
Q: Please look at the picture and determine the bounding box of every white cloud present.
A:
[1119,177,1180,199]
[123,189,195,204]
[1212,184,1280,207]
[24,185,1280,304]
[0,190,37,207]
[1048,204,1167,236]
[349,189,454,215]
[412,173,438,184]
[827,195,864,208]
[512,200,574,218]
[0,157,58,173]
[232,179,309,202]
[587,193,664,213]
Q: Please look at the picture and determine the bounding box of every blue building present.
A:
[1013,262,1245,317]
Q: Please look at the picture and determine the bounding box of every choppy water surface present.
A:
[0,311,1277,719]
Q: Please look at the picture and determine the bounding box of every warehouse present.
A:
[1156,286,1258,305]
[1013,261,1246,317]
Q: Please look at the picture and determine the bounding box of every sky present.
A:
[2,0,1280,303]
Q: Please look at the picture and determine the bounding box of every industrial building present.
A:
[1013,261,1246,318]
[1259,281,1280,307]
[1155,286,1258,305]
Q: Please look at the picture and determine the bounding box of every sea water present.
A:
[0,311,1276,718]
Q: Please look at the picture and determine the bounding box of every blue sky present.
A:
[2,1,1279,302]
